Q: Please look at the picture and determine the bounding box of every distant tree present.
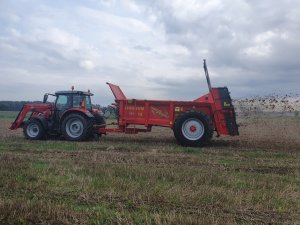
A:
[0,101,31,111]
[0,102,9,111]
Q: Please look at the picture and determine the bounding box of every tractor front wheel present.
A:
[62,113,90,141]
[24,120,45,140]
[173,111,213,147]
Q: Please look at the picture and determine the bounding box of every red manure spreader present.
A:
[10,60,239,147]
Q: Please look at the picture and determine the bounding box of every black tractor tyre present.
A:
[173,111,213,147]
[62,113,91,141]
[94,114,106,127]
[92,114,106,139]
[23,119,46,140]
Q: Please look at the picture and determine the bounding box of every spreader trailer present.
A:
[10,60,238,146]
[96,59,239,146]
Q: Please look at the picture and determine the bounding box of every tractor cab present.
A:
[43,91,93,111]
[43,91,94,121]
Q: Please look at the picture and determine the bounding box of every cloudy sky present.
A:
[0,0,299,105]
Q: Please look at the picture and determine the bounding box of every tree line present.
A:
[0,101,42,111]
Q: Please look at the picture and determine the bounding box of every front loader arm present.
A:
[9,104,52,130]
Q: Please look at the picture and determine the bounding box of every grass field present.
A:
[0,112,299,224]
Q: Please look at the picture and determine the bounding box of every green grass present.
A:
[0,115,300,224]
[0,111,18,119]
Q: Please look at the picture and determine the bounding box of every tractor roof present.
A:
[55,91,94,96]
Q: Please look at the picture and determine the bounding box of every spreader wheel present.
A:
[62,113,90,141]
[173,111,213,147]
[23,120,45,140]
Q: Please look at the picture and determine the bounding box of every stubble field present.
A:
[0,111,299,225]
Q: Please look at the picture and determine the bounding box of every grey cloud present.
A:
[133,0,300,96]
[0,0,299,104]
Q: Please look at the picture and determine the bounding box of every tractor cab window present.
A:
[73,95,82,108]
[56,95,71,110]
[72,94,92,111]
[84,95,92,111]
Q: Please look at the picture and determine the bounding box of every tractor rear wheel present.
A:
[24,120,45,140]
[62,113,90,141]
[173,111,213,147]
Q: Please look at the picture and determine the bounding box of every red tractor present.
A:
[10,90,105,141]
[10,60,239,146]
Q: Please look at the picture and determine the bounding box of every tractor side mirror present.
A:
[43,94,48,103]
